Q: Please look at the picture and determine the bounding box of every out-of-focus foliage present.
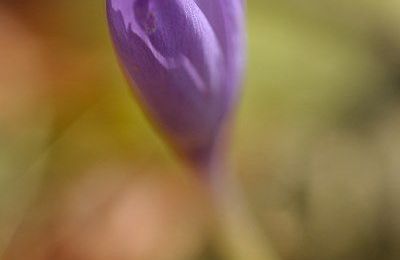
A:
[1,1,400,260]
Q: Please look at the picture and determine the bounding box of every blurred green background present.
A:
[1,1,400,259]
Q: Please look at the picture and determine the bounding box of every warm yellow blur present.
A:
[1,1,400,260]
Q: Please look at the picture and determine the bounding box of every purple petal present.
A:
[106,0,246,167]
[195,0,246,97]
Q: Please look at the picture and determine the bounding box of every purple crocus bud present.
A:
[106,0,246,170]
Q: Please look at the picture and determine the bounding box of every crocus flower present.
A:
[106,0,246,171]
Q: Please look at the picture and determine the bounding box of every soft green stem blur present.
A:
[210,168,280,260]
[196,134,280,260]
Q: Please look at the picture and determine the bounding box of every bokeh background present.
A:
[1,1,400,259]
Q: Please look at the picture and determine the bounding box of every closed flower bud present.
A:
[106,0,246,169]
